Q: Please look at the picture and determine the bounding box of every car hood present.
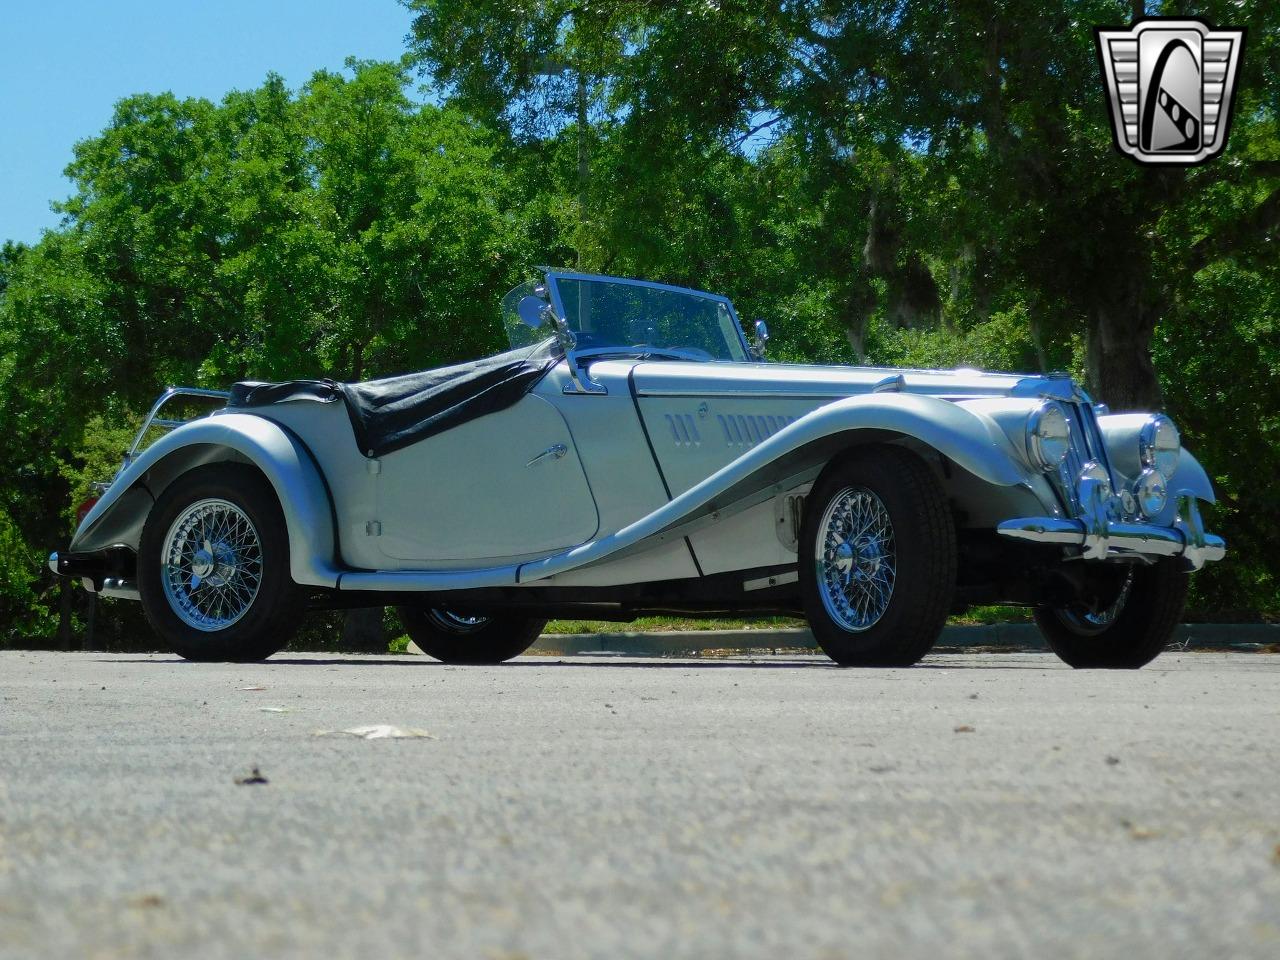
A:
[619,359,1072,401]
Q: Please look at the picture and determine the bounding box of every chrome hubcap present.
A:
[815,486,897,632]
[161,499,263,631]
[1056,569,1134,635]
[428,609,490,634]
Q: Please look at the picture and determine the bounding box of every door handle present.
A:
[526,443,568,467]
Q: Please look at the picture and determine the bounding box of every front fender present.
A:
[1164,450,1216,504]
[1096,413,1216,504]
[71,413,340,587]
[517,393,1029,583]
[809,392,1030,487]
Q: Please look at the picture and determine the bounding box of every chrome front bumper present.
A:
[997,490,1226,571]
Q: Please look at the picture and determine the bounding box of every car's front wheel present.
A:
[799,445,957,666]
[1034,560,1187,669]
[396,607,545,664]
[138,463,304,661]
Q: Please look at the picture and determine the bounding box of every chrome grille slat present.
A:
[1050,402,1100,517]
[1076,402,1116,483]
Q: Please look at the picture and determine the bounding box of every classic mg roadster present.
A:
[50,270,1225,667]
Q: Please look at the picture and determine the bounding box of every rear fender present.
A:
[70,413,340,587]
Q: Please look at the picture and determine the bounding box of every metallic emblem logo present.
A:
[1095,19,1245,165]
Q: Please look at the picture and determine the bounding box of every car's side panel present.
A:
[533,363,678,532]
[531,362,700,584]
[374,394,600,563]
[687,495,802,576]
[536,539,699,587]
[636,395,824,498]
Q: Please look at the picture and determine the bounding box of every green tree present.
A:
[0,60,542,646]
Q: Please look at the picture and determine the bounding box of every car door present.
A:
[374,394,599,563]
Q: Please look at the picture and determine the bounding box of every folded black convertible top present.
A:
[228,343,560,458]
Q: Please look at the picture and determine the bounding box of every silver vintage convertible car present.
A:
[50,270,1225,667]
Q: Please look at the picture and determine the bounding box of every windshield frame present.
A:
[542,270,752,363]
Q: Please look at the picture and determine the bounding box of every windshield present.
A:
[503,274,749,362]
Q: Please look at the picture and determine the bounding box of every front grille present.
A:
[1051,402,1113,516]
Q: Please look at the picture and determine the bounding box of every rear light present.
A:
[76,497,100,525]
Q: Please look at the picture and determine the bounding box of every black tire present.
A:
[396,607,545,664]
[1034,560,1188,669]
[799,444,957,667]
[138,463,304,661]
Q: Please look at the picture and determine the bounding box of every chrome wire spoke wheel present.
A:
[427,609,491,634]
[160,498,264,631]
[814,485,897,632]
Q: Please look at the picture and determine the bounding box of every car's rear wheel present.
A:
[1034,559,1187,668]
[396,607,545,664]
[138,463,304,661]
[799,444,957,666]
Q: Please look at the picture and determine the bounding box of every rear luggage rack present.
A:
[123,387,230,471]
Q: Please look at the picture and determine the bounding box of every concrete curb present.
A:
[528,623,1280,657]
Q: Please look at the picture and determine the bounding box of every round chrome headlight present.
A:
[1026,402,1071,472]
[1132,468,1168,518]
[1139,415,1180,478]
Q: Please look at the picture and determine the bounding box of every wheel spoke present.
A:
[814,485,896,633]
[161,498,264,632]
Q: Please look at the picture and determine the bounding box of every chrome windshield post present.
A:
[536,274,606,395]
[562,345,608,395]
[541,301,605,395]
[514,281,607,395]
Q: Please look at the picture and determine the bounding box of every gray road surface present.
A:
[2,650,1278,959]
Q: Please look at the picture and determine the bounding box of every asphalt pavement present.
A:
[2,650,1278,959]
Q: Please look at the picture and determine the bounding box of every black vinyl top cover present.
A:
[228,342,560,458]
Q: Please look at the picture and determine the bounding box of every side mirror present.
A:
[517,295,548,329]
[751,318,770,360]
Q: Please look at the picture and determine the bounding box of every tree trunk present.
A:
[57,580,73,651]
[1028,312,1049,373]
[82,593,97,652]
[341,607,386,654]
[839,271,877,364]
[576,69,590,269]
[1085,299,1163,412]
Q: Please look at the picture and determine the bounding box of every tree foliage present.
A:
[1,3,1278,644]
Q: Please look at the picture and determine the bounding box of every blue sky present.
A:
[0,0,417,245]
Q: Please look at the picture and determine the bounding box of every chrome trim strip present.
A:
[633,389,990,400]
[744,570,799,592]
